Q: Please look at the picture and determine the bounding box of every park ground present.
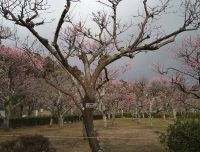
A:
[0,118,173,152]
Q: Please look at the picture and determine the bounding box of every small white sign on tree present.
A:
[86,103,97,109]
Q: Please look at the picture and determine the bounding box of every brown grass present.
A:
[0,118,173,152]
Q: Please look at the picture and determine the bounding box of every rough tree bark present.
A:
[111,110,116,125]
[4,99,11,130]
[59,115,64,128]
[172,108,177,120]
[82,95,103,152]
[49,117,53,127]
[163,112,166,120]
[82,120,87,139]
[149,98,154,126]
[103,113,107,128]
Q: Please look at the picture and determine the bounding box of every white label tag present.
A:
[85,103,97,109]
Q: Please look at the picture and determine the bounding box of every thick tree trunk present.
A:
[136,107,141,122]
[107,113,111,120]
[82,94,104,152]
[121,109,124,118]
[103,114,107,128]
[172,108,177,120]
[4,104,11,130]
[83,108,103,152]
[149,115,153,126]
[27,106,33,116]
[3,115,10,130]
[82,120,87,140]
[111,111,116,125]
[135,107,138,118]
[142,112,145,119]
[49,118,53,127]
[149,99,153,126]
[163,112,166,120]
[19,105,24,117]
[59,115,64,128]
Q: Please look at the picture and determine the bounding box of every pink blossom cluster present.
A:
[175,37,200,69]
[0,45,44,70]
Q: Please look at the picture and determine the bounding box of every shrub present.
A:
[0,135,56,152]
[160,119,200,152]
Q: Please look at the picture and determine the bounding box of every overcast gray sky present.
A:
[1,0,200,82]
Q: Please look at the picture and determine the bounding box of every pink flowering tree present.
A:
[148,75,193,119]
[41,63,80,128]
[43,88,76,128]
[170,88,187,119]
[97,80,135,127]
[1,0,200,151]
[101,81,120,124]
[7,77,41,118]
[0,45,43,129]
[147,77,171,122]
[155,36,200,99]
[130,78,148,119]
[18,77,45,117]
[119,82,136,117]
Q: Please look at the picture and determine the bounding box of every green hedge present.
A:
[123,112,132,118]
[0,115,103,128]
[152,112,172,118]
[1,112,200,128]
[63,115,80,122]
[10,116,51,128]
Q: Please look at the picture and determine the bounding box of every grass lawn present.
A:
[0,118,173,152]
